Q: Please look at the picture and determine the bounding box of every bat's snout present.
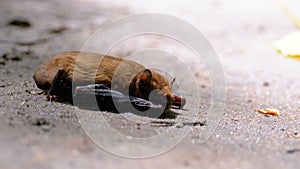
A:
[173,95,186,109]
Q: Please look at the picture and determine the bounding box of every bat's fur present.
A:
[33,51,175,111]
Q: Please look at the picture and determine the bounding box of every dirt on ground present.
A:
[1,0,300,169]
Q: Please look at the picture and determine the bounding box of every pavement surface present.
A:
[1,0,300,169]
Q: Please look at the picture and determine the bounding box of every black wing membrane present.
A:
[74,84,162,109]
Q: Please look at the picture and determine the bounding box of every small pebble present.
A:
[287,149,300,154]
[0,83,7,87]
[0,58,5,65]
[175,122,184,128]
[263,82,270,86]
[3,53,22,61]
[8,18,31,28]
[41,125,51,132]
[200,84,206,88]
[48,26,68,34]
[31,117,50,127]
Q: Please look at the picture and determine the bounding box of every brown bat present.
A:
[33,51,185,115]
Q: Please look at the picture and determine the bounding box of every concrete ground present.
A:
[0,0,300,168]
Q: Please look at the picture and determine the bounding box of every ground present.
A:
[1,0,300,169]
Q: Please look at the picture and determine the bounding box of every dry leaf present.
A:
[286,133,300,139]
[257,108,280,116]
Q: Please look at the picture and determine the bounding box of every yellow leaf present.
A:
[273,31,300,59]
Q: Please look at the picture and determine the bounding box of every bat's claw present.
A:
[46,94,57,102]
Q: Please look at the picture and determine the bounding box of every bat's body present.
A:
[33,51,185,114]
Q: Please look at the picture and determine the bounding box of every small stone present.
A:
[263,82,270,86]
[175,122,184,128]
[8,18,31,28]
[31,117,50,126]
[0,58,5,65]
[193,121,206,126]
[41,125,51,132]
[3,53,22,61]
[0,83,7,87]
[287,149,300,154]
[48,26,68,34]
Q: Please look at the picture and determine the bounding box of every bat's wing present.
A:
[74,84,162,109]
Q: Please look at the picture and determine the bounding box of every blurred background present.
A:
[0,0,300,169]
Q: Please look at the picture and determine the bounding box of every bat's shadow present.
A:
[74,96,181,119]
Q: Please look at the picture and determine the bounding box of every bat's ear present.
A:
[140,69,152,82]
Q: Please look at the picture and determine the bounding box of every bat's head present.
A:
[130,69,186,111]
